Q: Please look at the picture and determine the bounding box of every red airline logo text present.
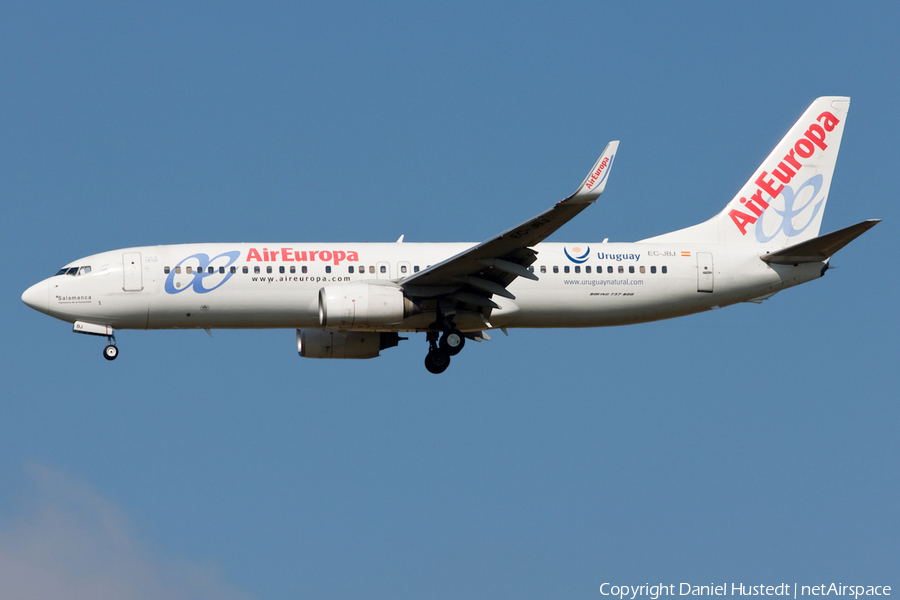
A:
[585,156,610,190]
[246,247,359,266]
[729,111,840,235]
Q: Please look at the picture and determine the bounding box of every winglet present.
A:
[570,141,619,203]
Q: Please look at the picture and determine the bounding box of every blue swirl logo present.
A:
[755,175,825,243]
[164,251,241,294]
[564,246,591,264]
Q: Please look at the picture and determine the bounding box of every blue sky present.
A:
[2,2,898,599]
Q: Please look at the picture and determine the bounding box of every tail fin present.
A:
[641,97,850,248]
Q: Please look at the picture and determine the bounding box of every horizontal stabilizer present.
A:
[760,219,880,264]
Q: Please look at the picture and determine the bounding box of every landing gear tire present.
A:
[424,349,451,374]
[439,329,465,356]
[103,344,119,361]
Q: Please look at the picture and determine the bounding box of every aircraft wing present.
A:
[400,141,619,305]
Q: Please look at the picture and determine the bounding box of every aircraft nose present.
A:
[22,279,50,314]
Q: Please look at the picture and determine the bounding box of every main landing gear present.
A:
[423,319,466,374]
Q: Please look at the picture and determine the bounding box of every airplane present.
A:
[22,96,879,373]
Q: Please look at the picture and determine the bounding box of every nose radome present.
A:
[22,279,49,314]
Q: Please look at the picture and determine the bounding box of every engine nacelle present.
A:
[318,283,417,328]
[297,329,401,359]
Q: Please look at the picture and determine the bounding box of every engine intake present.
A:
[297,329,402,359]
[318,283,418,328]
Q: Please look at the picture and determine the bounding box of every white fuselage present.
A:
[24,241,822,333]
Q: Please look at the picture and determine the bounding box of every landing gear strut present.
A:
[424,330,450,374]
[103,333,118,361]
[423,310,468,373]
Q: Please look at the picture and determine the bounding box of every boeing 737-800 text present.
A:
[22,97,879,373]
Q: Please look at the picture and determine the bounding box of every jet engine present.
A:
[297,329,402,359]
[318,283,419,328]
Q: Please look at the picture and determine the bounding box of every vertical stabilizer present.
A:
[641,97,850,248]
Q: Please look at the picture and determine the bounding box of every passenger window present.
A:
[370,266,375,274]
[650,266,656,274]
[290,266,296,274]
[629,266,634,274]
[640,266,645,274]
[164,266,170,274]
[186,266,193,274]
[219,266,225,274]
[326,266,332,273]
[414,266,420,272]
[302,266,308,274]
[585,266,591,273]
[242,266,248,274]
[380,265,386,273]
[230,266,236,274]
[574,266,580,273]
[401,265,407,274]
[662,266,668,274]
[527,266,534,273]
[618,266,624,274]
[607,266,613,273]
[267,266,272,274]
[348,266,354,274]
[279,266,285,274]
[540,265,546,274]
[254,266,260,274]
[175,266,182,274]
[553,266,559,273]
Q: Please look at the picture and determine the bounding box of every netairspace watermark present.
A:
[600,584,891,600]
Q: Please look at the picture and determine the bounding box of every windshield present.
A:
[54,265,92,277]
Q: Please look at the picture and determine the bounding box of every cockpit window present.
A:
[54,265,93,276]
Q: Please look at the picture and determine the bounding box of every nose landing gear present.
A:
[73,321,119,361]
[103,343,119,361]
[103,333,118,361]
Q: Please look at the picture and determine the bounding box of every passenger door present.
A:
[123,252,143,291]
[697,252,713,293]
